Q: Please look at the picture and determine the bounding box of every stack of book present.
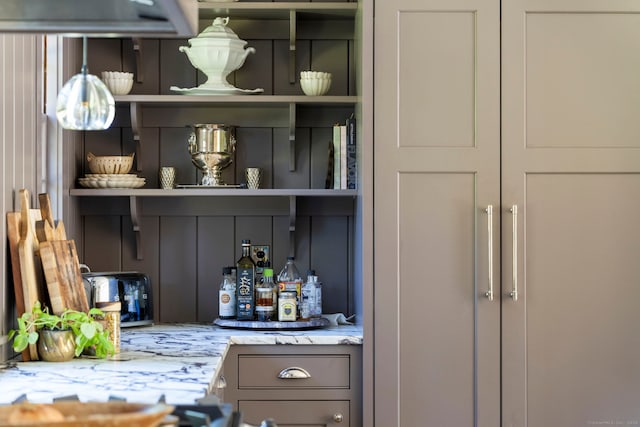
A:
[327,114,357,190]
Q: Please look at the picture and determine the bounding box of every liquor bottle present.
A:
[218,266,236,319]
[277,256,303,319]
[300,270,317,321]
[236,239,256,320]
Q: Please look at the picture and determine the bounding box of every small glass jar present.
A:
[255,287,275,322]
[278,291,297,321]
[96,302,121,354]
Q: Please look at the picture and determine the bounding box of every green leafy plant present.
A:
[8,301,115,358]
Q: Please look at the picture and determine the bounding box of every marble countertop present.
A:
[0,323,362,405]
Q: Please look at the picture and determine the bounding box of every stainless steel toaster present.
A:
[82,271,153,327]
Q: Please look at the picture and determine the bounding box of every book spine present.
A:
[346,116,357,189]
[333,124,341,189]
[340,124,347,190]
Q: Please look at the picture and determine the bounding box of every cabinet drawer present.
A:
[239,400,350,427]
[238,354,350,389]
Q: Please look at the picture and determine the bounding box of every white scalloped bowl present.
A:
[300,71,332,96]
[101,71,134,95]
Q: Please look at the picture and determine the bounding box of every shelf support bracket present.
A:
[130,101,142,173]
[289,9,297,84]
[132,38,144,83]
[289,102,296,172]
[129,196,144,260]
[289,195,296,258]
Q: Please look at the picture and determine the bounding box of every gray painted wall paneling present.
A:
[159,216,197,322]
[1,35,42,361]
[197,216,235,322]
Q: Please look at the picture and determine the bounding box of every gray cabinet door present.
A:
[375,0,640,426]
[373,0,501,425]
[502,1,640,425]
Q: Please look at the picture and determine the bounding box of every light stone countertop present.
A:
[0,323,363,405]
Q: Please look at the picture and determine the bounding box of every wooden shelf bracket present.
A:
[129,195,144,260]
[132,38,144,83]
[289,195,296,258]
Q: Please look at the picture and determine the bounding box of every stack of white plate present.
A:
[78,174,146,189]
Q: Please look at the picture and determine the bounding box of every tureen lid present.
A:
[195,17,241,40]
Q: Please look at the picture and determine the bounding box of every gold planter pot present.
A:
[37,329,76,362]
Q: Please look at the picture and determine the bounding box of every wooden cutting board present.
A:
[40,239,89,315]
[35,193,66,242]
[6,209,41,362]
[16,189,46,360]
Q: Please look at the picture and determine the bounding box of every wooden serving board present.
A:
[35,193,66,243]
[40,240,89,315]
[6,209,41,362]
[16,189,46,360]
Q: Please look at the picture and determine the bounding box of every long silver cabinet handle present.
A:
[485,205,494,301]
[278,367,311,379]
[510,205,518,301]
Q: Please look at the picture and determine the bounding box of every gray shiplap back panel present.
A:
[160,39,196,94]
[235,40,273,94]
[273,127,310,189]
[78,18,356,322]
[197,216,235,322]
[82,216,121,271]
[122,216,161,323]
[310,216,349,315]
[159,216,197,322]
[234,128,273,188]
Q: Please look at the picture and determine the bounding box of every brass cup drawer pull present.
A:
[277,367,311,379]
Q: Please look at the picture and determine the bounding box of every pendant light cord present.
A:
[81,36,88,75]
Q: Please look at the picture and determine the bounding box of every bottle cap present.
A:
[306,269,315,276]
[287,256,295,260]
[264,268,273,277]
[242,239,251,245]
[223,266,232,275]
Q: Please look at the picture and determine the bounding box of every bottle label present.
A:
[219,290,236,318]
[236,268,255,320]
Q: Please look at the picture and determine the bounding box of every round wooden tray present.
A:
[213,317,329,330]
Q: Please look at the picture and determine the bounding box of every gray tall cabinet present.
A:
[374,0,640,426]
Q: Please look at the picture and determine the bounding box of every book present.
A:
[340,124,347,189]
[325,139,334,189]
[346,114,357,189]
[333,124,341,189]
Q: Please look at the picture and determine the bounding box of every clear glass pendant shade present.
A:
[55,37,115,130]
[56,72,115,130]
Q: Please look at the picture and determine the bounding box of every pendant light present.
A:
[56,37,115,130]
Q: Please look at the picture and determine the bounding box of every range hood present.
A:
[0,0,198,37]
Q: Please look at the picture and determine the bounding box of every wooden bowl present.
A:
[87,152,135,174]
[0,401,174,427]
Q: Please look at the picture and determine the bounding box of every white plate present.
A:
[84,173,138,179]
[170,85,264,95]
[78,178,145,189]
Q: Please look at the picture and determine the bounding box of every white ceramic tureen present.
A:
[174,17,262,94]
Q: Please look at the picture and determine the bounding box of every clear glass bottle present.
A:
[255,268,276,322]
[262,267,278,314]
[236,239,256,320]
[218,266,236,319]
[300,270,317,321]
[313,274,323,318]
[277,256,303,319]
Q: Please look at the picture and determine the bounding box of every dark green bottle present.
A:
[236,239,256,320]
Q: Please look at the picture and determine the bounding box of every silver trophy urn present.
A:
[188,124,236,186]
